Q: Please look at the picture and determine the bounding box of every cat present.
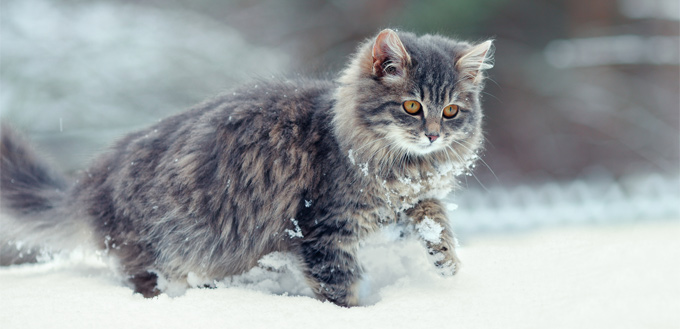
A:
[0,29,493,307]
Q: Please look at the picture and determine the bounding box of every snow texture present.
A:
[1,221,678,329]
[359,162,369,177]
[415,216,443,244]
[284,218,303,239]
[348,149,356,165]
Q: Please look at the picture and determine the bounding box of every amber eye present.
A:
[403,100,422,115]
[443,104,459,118]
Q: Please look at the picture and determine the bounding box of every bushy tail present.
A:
[0,124,91,265]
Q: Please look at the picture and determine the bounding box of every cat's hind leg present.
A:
[129,271,161,298]
[109,242,165,297]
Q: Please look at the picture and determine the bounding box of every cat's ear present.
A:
[456,40,494,84]
[372,29,411,79]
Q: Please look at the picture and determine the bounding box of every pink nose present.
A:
[426,134,439,143]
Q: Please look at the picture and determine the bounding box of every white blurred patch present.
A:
[415,216,443,244]
[544,35,679,68]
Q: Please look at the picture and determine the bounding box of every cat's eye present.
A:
[403,101,422,115]
[443,104,459,118]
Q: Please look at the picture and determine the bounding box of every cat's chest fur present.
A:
[344,155,460,231]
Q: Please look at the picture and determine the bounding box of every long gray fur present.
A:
[0,29,493,306]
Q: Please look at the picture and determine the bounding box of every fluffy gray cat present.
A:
[0,29,493,306]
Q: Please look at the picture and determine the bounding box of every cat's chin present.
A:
[405,142,446,156]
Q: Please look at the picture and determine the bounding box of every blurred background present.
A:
[1,0,678,236]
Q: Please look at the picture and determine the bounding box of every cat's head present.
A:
[333,29,493,174]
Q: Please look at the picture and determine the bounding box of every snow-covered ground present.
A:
[1,220,678,329]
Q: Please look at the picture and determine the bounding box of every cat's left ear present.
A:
[456,40,494,84]
[372,29,411,79]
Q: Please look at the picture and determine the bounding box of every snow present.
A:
[415,216,443,244]
[359,162,370,176]
[284,218,303,239]
[1,221,678,329]
[348,149,356,165]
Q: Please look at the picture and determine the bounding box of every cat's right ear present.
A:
[372,29,411,79]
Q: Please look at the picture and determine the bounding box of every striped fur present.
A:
[0,29,493,306]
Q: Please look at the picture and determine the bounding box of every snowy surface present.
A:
[1,221,678,329]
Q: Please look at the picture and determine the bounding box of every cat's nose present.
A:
[426,133,439,143]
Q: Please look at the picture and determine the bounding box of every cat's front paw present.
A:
[427,245,461,276]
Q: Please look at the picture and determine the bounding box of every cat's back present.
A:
[83,78,337,189]
[225,79,336,145]
[76,79,339,259]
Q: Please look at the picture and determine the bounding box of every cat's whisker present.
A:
[485,76,502,90]
[436,141,454,165]
[444,144,470,188]
[450,139,499,183]
[446,143,490,192]
[481,90,501,103]
[482,135,497,151]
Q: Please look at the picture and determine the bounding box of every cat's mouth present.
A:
[386,130,446,156]
[406,138,446,155]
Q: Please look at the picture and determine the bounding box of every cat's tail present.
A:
[0,124,92,265]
